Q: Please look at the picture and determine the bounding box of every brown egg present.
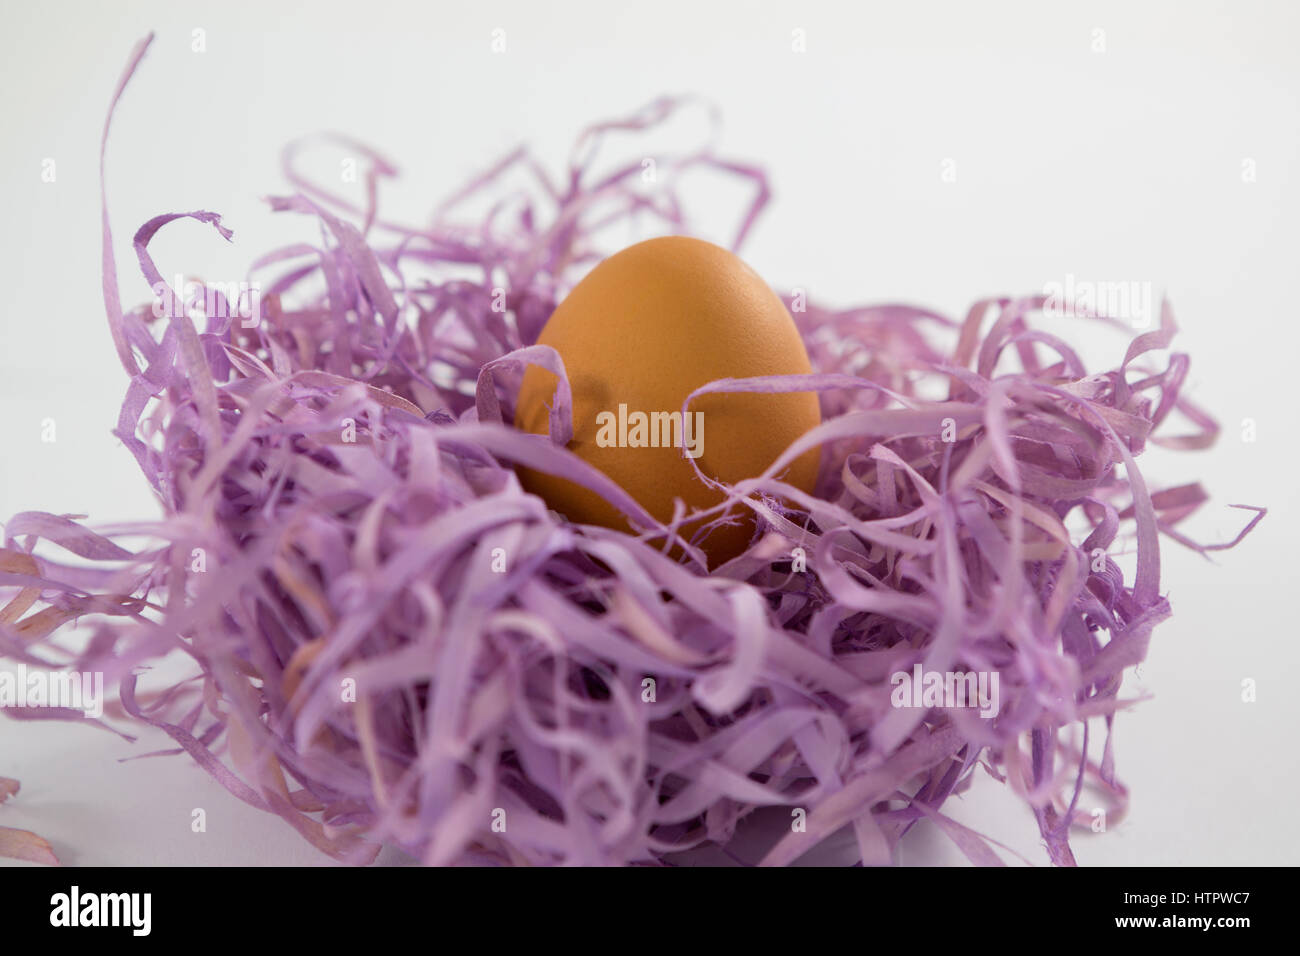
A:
[514,236,820,565]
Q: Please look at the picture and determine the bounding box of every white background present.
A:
[1,0,1298,866]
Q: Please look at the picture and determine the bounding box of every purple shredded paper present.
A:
[0,33,1264,866]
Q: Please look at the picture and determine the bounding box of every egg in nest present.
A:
[514,236,820,566]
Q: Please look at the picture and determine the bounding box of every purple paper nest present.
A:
[0,34,1263,867]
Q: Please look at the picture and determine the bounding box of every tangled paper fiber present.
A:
[0,34,1262,866]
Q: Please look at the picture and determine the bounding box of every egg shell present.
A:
[514,235,821,565]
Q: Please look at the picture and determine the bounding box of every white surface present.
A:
[1,0,1298,866]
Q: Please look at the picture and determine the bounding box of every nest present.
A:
[0,34,1262,866]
